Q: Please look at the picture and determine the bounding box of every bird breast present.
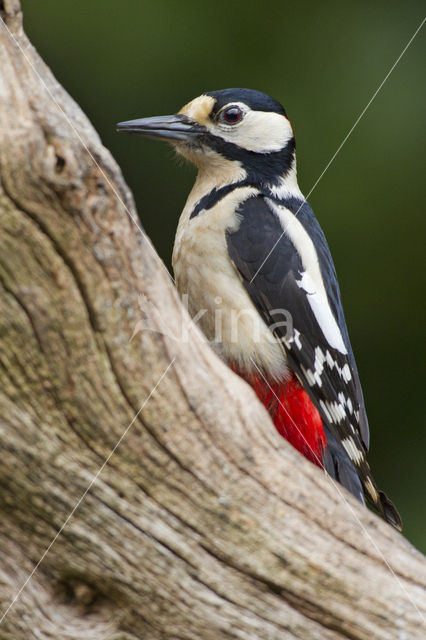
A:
[172,185,289,380]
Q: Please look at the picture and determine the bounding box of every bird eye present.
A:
[219,105,243,125]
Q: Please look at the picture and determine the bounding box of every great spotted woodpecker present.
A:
[118,88,402,529]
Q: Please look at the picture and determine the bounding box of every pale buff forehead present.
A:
[178,95,215,125]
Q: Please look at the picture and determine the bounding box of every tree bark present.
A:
[0,1,425,638]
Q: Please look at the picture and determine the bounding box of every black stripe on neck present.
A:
[190,181,248,219]
[189,180,306,220]
[189,158,306,220]
[198,135,295,186]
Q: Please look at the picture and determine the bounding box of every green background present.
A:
[22,1,425,551]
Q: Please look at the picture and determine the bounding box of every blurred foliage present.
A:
[22,1,425,551]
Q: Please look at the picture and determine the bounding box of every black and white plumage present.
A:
[117,88,402,529]
[226,193,372,505]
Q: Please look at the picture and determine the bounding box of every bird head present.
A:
[117,88,296,186]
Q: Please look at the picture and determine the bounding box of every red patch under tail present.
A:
[232,364,326,467]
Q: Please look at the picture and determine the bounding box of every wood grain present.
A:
[0,1,425,637]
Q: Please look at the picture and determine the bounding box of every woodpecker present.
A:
[117,88,402,529]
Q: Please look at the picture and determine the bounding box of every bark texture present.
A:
[0,1,425,638]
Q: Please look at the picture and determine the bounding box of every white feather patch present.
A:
[204,105,294,154]
[319,400,333,423]
[297,271,348,355]
[270,203,348,355]
[268,159,304,201]
[341,437,364,465]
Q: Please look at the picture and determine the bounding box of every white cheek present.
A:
[214,111,293,153]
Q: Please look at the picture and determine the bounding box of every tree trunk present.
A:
[0,1,425,638]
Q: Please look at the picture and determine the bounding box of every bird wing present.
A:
[226,193,402,528]
[225,194,377,493]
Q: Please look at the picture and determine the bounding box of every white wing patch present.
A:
[285,328,303,350]
[341,437,364,465]
[319,400,332,423]
[300,346,327,388]
[301,364,317,388]
[296,271,348,354]
[270,202,348,355]
[294,329,302,350]
[341,363,352,382]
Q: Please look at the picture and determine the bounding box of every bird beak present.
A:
[116,114,202,142]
